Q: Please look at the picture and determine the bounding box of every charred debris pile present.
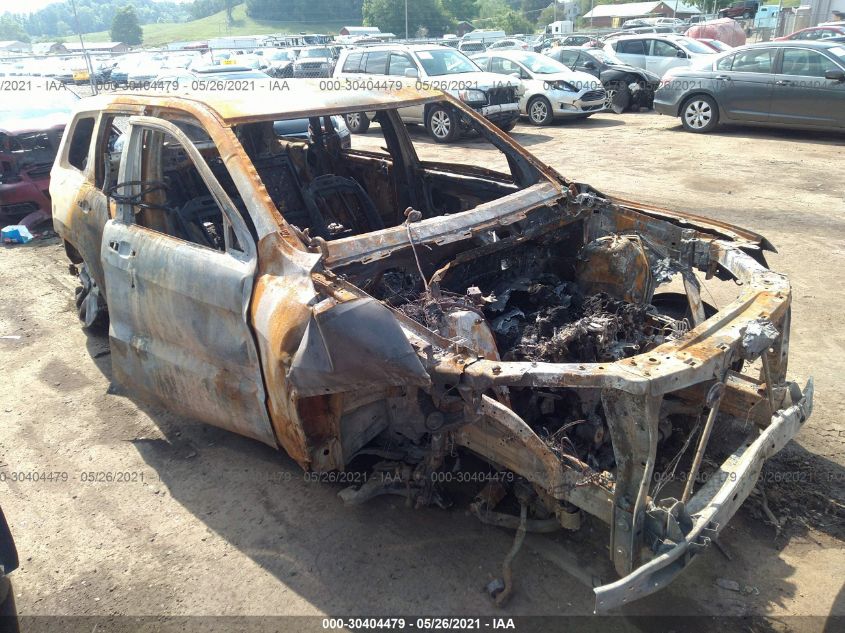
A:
[373,235,689,365]
[367,234,692,470]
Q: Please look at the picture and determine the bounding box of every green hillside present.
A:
[77,3,358,47]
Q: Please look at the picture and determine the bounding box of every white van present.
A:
[458,30,506,53]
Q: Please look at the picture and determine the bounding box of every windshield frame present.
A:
[415,48,480,76]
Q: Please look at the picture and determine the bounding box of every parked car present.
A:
[256,48,297,78]
[50,82,812,614]
[775,25,845,42]
[605,34,716,77]
[622,18,651,29]
[154,65,271,87]
[653,41,845,132]
[273,115,351,149]
[333,44,520,141]
[1,83,79,228]
[562,34,602,48]
[293,46,335,78]
[547,46,661,111]
[688,14,718,25]
[718,0,759,19]
[485,38,530,51]
[472,50,605,124]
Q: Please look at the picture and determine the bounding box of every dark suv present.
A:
[718,0,759,19]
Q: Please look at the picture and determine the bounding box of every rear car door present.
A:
[769,47,845,127]
[387,52,425,122]
[613,39,648,71]
[717,47,776,122]
[50,113,102,285]
[101,115,277,446]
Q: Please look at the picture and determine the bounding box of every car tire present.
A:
[680,94,719,133]
[527,96,553,125]
[496,120,517,133]
[345,112,370,134]
[74,262,108,331]
[604,81,629,112]
[742,10,752,18]
[426,105,461,143]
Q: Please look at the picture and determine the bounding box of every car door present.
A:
[100,115,278,447]
[551,49,579,70]
[613,39,648,71]
[717,47,776,122]
[647,39,687,76]
[769,47,845,127]
[386,52,425,122]
[573,52,601,78]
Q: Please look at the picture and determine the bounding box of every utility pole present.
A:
[68,0,97,95]
[405,0,409,40]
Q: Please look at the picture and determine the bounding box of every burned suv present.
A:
[51,82,812,611]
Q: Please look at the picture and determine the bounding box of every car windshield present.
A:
[516,52,569,74]
[707,40,732,52]
[676,38,718,54]
[828,45,845,64]
[588,49,624,65]
[415,48,479,75]
[300,48,330,58]
[269,50,294,61]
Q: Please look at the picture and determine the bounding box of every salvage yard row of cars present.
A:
[4,34,845,234]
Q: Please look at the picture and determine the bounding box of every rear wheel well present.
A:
[679,92,715,117]
[63,240,83,264]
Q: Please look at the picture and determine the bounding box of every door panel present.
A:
[719,48,776,121]
[102,116,277,446]
[769,48,845,126]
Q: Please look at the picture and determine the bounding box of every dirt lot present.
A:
[1,110,843,632]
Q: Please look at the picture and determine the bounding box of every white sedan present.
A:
[472,50,606,125]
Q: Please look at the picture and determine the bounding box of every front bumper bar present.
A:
[594,378,814,613]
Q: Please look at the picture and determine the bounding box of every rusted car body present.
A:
[50,81,812,611]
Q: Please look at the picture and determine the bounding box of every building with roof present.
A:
[64,41,128,53]
[0,40,30,54]
[31,42,68,55]
[582,2,701,28]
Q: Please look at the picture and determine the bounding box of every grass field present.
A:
[77,3,358,47]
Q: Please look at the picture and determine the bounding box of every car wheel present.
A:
[426,105,461,143]
[496,119,517,133]
[742,10,752,18]
[527,96,553,125]
[74,262,108,331]
[681,95,719,133]
[345,112,370,134]
[604,81,631,113]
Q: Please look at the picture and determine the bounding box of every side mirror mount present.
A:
[676,49,688,58]
[583,61,597,70]
[825,69,845,82]
[404,67,419,78]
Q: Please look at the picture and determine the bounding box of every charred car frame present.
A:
[50,82,812,612]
